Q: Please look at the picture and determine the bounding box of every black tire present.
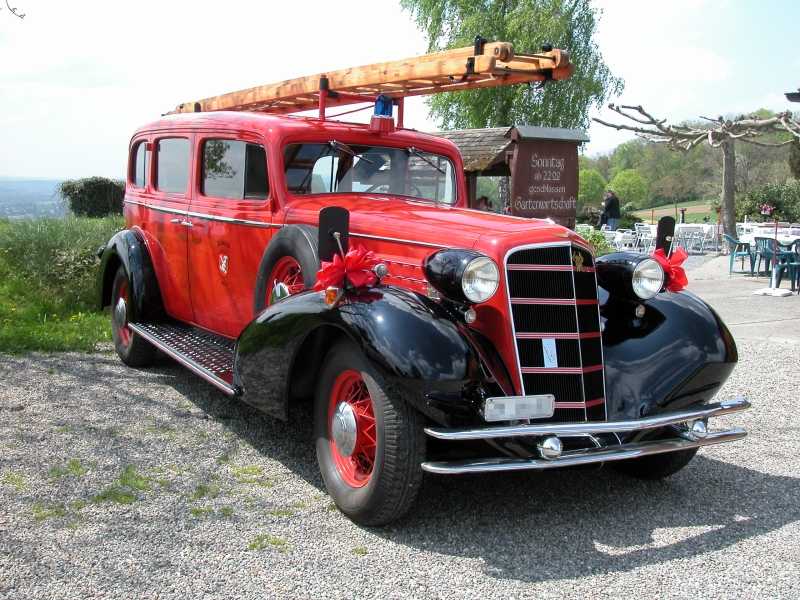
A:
[110,266,157,367]
[253,225,319,313]
[314,340,425,526]
[612,447,698,480]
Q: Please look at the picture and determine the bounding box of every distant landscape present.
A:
[0,178,66,219]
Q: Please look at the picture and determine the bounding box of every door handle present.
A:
[170,217,193,227]
[169,217,182,224]
[180,220,194,228]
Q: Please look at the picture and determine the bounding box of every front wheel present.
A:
[314,340,425,526]
[612,447,698,480]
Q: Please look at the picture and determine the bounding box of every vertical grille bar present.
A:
[505,242,607,423]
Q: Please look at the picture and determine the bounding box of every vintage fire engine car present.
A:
[97,41,749,526]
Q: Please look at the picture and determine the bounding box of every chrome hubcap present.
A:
[331,401,358,457]
[114,297,127,327]
[269,281,291,305]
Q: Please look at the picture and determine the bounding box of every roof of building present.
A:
[434,128,511,171]
[512,125,590,143]
[435,125,589,171]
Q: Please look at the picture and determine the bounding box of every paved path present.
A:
[0,262,798,599]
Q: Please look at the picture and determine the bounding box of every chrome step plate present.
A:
[128,321,238,396]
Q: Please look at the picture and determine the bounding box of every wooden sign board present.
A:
[509,139,579,228]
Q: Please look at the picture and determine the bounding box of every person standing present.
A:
[475,195,490,211]
[601,189,621,230]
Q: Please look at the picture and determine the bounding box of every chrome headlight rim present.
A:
[423,249,500,305]
[631,257,665,300]
[461,255,500,304]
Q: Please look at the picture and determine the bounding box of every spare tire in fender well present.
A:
[253,224,319,314]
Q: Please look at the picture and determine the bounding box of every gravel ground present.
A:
[1,288,799,598]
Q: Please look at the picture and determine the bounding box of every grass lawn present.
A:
[0,216,122,353]
[633,200,716,224]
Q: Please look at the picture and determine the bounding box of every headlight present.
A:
[596,253,665,300]
[423,249,500,304]
[632,258,664,299]
[462,256,499,303]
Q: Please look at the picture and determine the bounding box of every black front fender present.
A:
[234,286,484,424]
[601,288,738,421]
[97,228,163,320]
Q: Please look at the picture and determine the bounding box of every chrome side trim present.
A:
[424,397,751,440]
[421,428,746,474]
[349,231,446,249]
[123,198,278,229]
[128,323,238,396]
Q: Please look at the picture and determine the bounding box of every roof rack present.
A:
[168,38,573,126]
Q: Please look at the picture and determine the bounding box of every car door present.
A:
[188,131,273,338]
[142,135,194,323]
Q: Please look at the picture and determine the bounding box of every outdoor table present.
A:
[740,233,800,246]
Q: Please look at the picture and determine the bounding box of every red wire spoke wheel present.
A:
[110,266,156,367]
[327,370,377,488]
[266,256,305,305]
[112,276,132,347]
[314,340,425,526]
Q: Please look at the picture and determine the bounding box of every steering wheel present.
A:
[365,183,423,197]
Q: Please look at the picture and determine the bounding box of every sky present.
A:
[1,0,798,179]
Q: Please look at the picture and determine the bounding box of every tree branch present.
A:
[3,1,25,19]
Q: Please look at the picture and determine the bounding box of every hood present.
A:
[284,194,589,259]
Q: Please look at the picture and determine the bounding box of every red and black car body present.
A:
[98,110,749,526]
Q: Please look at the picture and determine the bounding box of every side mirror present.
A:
[318,206,350,261]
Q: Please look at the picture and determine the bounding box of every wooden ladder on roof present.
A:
[168,38,573,124]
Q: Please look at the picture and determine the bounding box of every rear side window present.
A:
[131,142,150,188]
[156,138,190,194]
[202,139,268,200]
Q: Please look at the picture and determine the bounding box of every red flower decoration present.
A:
[652,247,688,292]
[313,245,379,291]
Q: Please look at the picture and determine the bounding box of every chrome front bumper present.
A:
[421,397,750,474]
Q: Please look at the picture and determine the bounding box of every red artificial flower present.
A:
[652,247,689,292]
[313,245,379,291]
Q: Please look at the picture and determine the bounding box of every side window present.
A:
[156,138,190,194]
[131,142,150,188]
[202,139,268,200]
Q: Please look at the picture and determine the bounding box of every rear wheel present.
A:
[314,340,425,526]
[110,266,157,367]
[612,447,698,479]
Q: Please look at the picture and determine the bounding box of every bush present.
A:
[59,177,125,217]
[737,181,800,223]
[0,216,123,309]
[580,229,613,256]
[0,217,124,352]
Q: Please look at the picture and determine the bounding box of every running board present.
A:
[128,322,239,396]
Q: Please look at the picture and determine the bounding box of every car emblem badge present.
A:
[219,254,229,275]
[572,251,584,272]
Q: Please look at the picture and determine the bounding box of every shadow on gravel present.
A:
[386,458,800,583]
[93,357,800,585]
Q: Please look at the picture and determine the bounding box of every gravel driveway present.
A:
[2,301,799,598]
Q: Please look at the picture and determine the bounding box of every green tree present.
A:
[609,169,648,209]
[578,168,605,213]
[400,0,623,129]
[737,181,800,223]
[790,140,800,179]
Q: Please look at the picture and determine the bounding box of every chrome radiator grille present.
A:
[505,243,606,422]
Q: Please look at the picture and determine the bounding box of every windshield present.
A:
[283,142,457,204]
